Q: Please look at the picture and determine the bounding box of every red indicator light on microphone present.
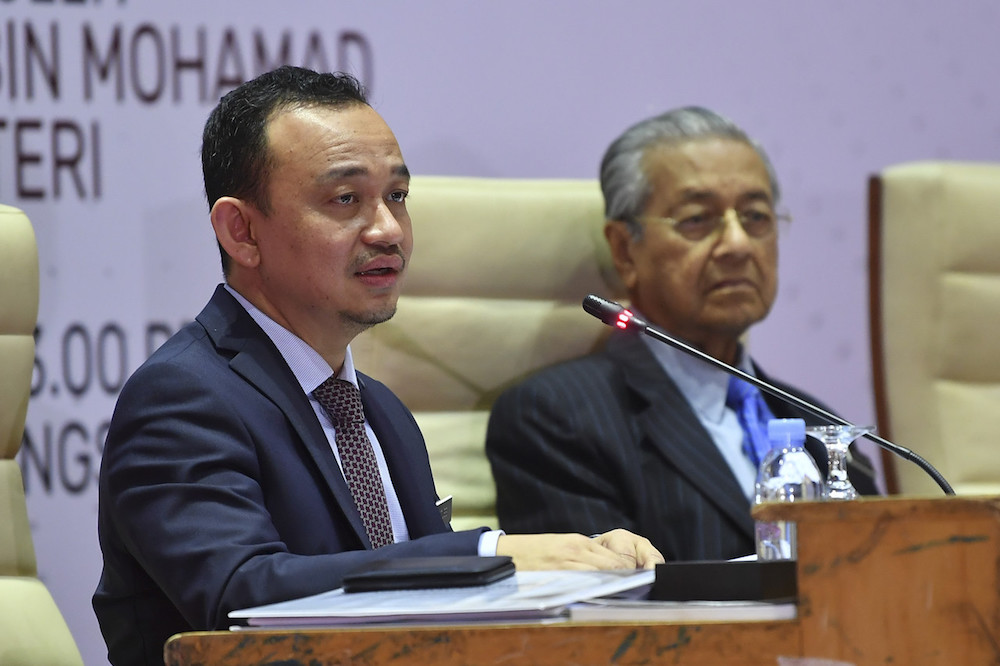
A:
[616,310,633,329]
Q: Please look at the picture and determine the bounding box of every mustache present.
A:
[350,247,407,272]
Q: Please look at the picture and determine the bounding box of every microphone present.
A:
[583,293,955,496]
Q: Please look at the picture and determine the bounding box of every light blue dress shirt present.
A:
[639,327,760,499]
[225,285,501,555]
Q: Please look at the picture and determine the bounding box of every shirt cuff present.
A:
[477,529,505,556]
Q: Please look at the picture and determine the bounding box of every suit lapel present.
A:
[197,285,371,547]
[608,333,755,538]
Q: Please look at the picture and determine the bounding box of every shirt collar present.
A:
[635,310,755,423]
[224,284,359,395]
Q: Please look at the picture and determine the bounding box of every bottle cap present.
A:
[767,418,806,446]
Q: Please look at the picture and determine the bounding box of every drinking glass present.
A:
[804,425,874,501]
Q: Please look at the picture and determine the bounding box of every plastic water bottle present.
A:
[754,418,824,561]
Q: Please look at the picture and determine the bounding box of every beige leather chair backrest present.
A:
[352,176,624,530]
[869,162,1000,496]
[0,205,84,665]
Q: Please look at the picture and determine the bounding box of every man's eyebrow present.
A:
[318,163,411,182]
[737,190,773,205]
[319,166,367,182]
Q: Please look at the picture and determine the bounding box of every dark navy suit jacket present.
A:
[94,286,484,665]
[486,329,878,562]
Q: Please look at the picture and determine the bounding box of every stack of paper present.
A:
[229,569,655,628]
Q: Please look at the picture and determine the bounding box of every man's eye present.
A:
[677,214,712,228]
[742,210,771,223]
[388,190,408,203]
[336,193,357,204]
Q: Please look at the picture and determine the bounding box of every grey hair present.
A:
[599,106,781,238]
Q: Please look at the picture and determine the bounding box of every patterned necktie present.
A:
[312,377,394,549]
[725,375,777,469]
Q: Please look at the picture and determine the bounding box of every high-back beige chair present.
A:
[351,176,624,530]
[0,205,84,665]
[869,161,1000,496]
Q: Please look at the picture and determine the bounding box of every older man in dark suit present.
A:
[486,107,879,562]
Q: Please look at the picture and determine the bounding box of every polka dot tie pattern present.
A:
[312,377,394,549]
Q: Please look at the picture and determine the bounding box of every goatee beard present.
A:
[341,304,397,336]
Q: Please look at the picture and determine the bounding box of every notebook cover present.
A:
[651,560,797,602]
[342,556,516,593]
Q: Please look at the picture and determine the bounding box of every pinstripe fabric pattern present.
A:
[486,329,879,561]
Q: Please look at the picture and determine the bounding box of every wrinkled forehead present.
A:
[642,138,773,206]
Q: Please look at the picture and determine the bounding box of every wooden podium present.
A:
[164,497,1000,665]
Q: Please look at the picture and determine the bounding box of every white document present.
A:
[230,569,655,628]
[568,597,797,623]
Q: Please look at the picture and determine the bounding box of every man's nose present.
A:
[716,209,753,247]
[366,201,407,246]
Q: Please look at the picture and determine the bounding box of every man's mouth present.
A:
[712,278,754,290]
[358,267,396,276]
[355,252,405,277]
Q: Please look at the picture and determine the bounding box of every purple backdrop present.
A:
[3,2,998,663]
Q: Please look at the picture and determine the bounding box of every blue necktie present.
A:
[725,376,777,469]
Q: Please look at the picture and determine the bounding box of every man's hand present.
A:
[592,528,664,569]
[496,530,664,571]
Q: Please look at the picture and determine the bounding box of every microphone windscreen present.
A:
[582,294,623,326]
[582,294,646,330]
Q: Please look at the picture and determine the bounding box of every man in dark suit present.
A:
[486,107,879,563]
[93,66,662,666]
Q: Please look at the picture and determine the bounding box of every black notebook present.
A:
[342,555,516,593]
[651,559,797,602]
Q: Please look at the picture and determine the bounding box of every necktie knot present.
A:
[313,377,365,427]
[725,375,756,409]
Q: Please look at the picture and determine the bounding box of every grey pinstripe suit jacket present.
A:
[485,329,878,561]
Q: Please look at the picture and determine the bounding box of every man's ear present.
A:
[604,220,639,291]
[211,197,260,269]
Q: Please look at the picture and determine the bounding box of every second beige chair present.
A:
[869,161,1000,496]
[351,175,624,530]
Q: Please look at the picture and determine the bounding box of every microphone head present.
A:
[582,294,646,331]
